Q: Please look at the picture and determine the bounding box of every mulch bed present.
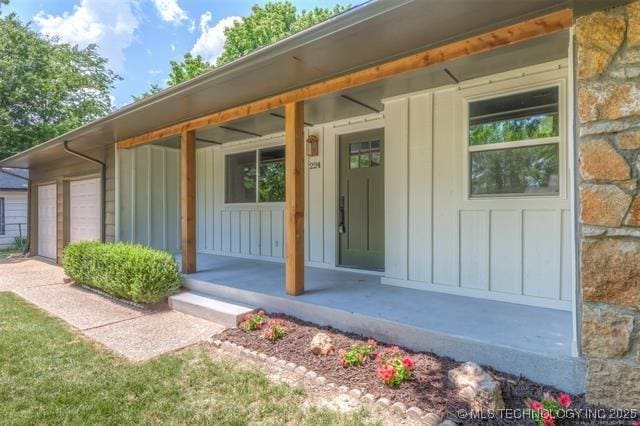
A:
[216,313,607,425]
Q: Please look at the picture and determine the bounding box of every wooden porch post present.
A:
[285,101,304,295]
[181,130,196,274]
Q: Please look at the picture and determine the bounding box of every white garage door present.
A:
[69,178,101,242]
[38,184,57,259]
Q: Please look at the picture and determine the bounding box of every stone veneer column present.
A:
[576,1,640,408]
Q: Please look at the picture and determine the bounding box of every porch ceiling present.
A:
[156,30,569,149]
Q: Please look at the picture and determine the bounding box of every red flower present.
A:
[541,410,555,426]
[558,393,571,408]
[375,353,384,364]
[402,356,414,370]
[633,421,640,426]
[377,364,396,382]
[530,401,543,410]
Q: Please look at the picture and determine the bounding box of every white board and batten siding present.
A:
[382,61,572,310]
[117,145,181,252]
[116,60,572,310]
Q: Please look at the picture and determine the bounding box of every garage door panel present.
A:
[70,178,101,242]
[38,184,57,259]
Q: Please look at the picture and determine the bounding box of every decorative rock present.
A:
[625,196,640,227]
[211,339,222,347]
[315,376,327,386]
[406,406,424,419]
[242,348,252,357]
[63,276,73,284]
[258,353,268,361]
[325,382,336,390]
[579,184,632,227]
[448,362,504,411]
[617,130,640,149]
[578,81,640,123]
[617,179,638,192]
[576,12,625,79]
[337,385,349,394]
[424,413,441,425]
[375,397,391,408]
[285,362,296,371]
[309,332,334,356]
[581,238,640,309]
[362,393,375,403]
[266,356,278,364]
[582,304,634,358]
[586,359,640,409]
[305,370,317,380]
[348,388,362,399]
[391,401,407,414]
[294,365,307,375]
[439,420,457,426]
[620,48,640,65]
[628,2,640,48]
[579,139,630,181]
[276,359,287,367]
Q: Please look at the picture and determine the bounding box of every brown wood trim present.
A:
[116,8,572,150]
[285,101,304,296]
[180,130,196,273]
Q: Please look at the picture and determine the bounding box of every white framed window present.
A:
[225,146,285,203]
[0,197,4,235]
[466,84,561,198]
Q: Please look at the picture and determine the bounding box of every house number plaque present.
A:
[309,161,321,169]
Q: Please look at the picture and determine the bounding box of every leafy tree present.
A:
[134,2,347,100]
[133,53,212,101]
[0,14,118,159]
[217,2,348,66]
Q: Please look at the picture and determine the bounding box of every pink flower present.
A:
[541,410,555,426]
[377,364,396,382]
[402,356,414,370]
[558,393,571,408]
[543,392,555,402]
[367,339,377,347]
[530,401,543,410]
[375,353,384,364]
[633,421,640,426]
[390,346,400,353]
[258,310,265,316]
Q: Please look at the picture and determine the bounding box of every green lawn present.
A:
[0,292,375,425]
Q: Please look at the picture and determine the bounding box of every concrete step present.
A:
[169,291,255,327]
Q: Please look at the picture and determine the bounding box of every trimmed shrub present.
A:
[62,241,181,304]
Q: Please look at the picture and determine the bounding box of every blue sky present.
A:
[5,0,351,107]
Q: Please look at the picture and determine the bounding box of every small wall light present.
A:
[306,134,319,157]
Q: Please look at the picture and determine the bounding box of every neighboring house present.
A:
[0,169,28,251]
[1,0,639,408]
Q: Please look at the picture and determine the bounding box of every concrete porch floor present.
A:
[183,253,585,393]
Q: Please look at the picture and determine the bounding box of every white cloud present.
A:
[187,19,196,33]
[190,13,240,64]
[170,43,176,52]
[34,0,138,72]
[150,0,187,24]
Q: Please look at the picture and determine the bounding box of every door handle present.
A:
[338,195,346,234]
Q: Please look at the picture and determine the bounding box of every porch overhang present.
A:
[0,0,569,169]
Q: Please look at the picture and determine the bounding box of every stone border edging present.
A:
[209,338,446,425]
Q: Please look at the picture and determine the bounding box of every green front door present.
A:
[338,129,384,271]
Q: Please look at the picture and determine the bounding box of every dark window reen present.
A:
[259,146,285,202]
[349,140,382,169]
[225,151,256,203]
[468,86,561,196]
[0,198,4,235]
[225,146,286,203]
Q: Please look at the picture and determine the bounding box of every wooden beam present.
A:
[180,130,196,274]
[117,9,571,149]
[285,101,304,296]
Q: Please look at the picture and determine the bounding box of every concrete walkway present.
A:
[0,257,225,362]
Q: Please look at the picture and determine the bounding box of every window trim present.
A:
[0,197,4,235]
[462,78,566,200]
[223,142,286,205]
